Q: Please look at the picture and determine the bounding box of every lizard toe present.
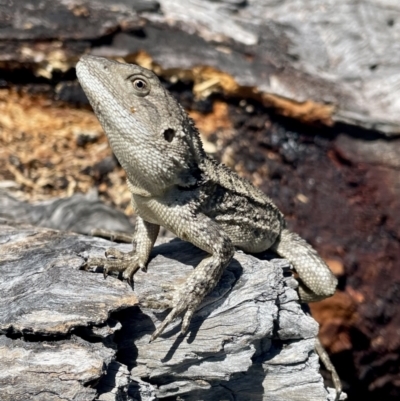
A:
[121,256,141,282]
[105,247,125,259]
[181,308,195,335]
[83,256,105,270]
[101,260,129,278]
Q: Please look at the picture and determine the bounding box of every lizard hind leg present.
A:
[271,228,338,302]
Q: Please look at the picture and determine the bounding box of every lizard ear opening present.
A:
[163,128,175,142]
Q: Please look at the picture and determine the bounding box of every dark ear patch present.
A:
[163,128,175,142]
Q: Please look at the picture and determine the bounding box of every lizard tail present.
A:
[271,228,338,302]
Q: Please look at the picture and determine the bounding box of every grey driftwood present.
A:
[0,220,345,400]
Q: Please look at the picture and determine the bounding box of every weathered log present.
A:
[0,335,116,401]
[0,189,134,235]
[0,0,399,134]
[0,221,345,400]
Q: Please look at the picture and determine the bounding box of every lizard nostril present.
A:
[163,128,175,142]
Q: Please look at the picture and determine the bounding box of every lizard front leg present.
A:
[142,212,235,342]
[85,217,159,282]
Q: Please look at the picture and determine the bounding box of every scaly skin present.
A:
[76,55,338,341]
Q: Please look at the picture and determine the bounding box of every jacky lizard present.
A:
[76,54,338,341]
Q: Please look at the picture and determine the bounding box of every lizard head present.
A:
[76,55,206,195]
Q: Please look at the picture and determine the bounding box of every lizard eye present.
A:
[133,79,146,89]
[130,76,151,96]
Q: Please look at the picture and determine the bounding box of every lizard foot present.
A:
[84,248,144,283]
[141,285,201,342]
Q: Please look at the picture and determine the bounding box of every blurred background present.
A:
[0,1,399,399]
